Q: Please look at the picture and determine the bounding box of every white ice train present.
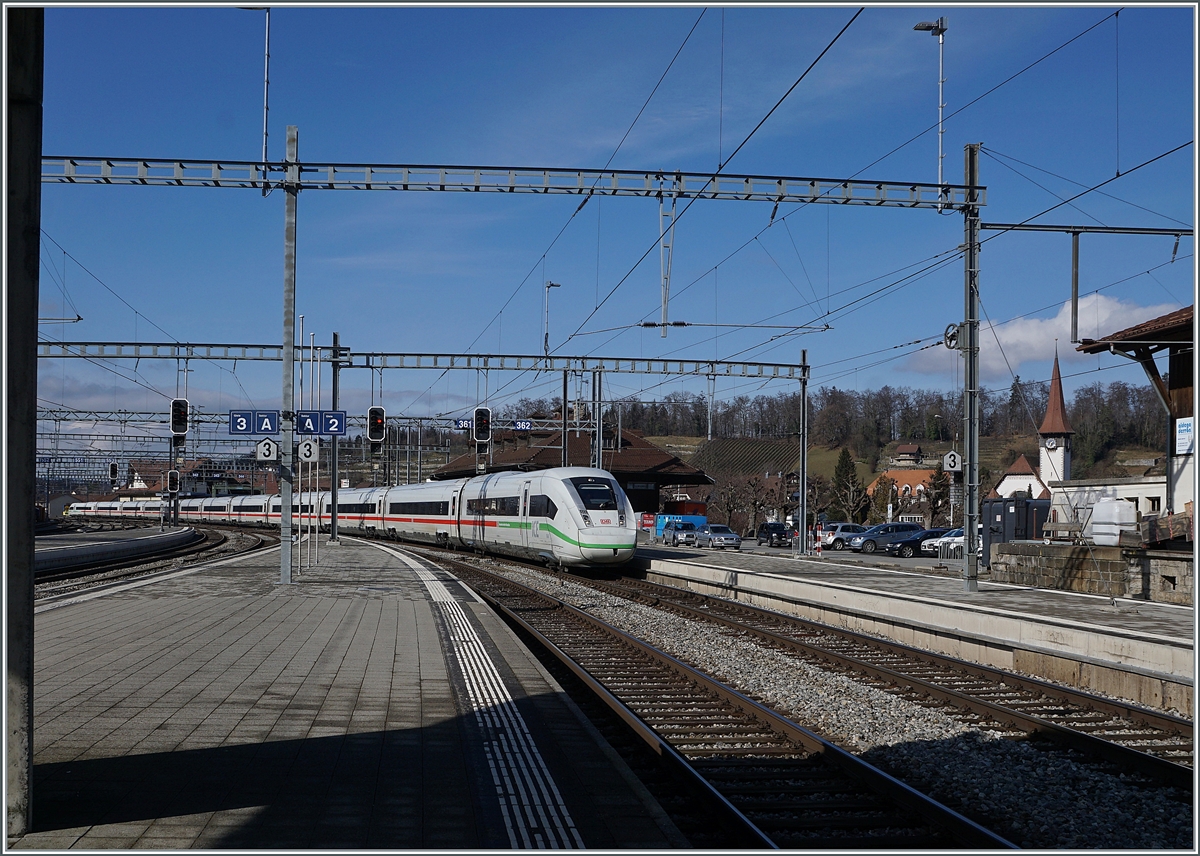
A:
[67,466,639,569]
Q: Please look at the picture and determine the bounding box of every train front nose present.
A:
[576,527,637,564]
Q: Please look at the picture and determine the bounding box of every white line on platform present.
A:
[361,539,583,849]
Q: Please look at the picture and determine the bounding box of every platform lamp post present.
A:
[913,16,947,210]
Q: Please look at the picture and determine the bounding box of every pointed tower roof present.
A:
[1003,454,1038,476]
[1038,354,1074,436]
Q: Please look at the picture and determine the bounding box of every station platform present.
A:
[34,526,196,572]
[633,545,1195,714]
[17,538,683,850]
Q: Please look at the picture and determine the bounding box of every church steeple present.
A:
[1038,353,1074,436]
[1038,353,1073,484]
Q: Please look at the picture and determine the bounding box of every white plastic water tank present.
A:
[1088,498,1138,546]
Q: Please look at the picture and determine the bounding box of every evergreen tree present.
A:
[830,448,866,523]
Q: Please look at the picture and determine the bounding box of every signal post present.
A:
[473,406,491,473]
[170,398,188,526]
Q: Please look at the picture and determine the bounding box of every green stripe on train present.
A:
[483,520,634,550]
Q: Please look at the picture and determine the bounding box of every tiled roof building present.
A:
[432,428,711,513]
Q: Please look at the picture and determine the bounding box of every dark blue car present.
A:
[882,528,949,559]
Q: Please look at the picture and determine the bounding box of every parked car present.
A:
[883,528,949,559]
[662,520,698,546]
[927,526,983,558]
[696,523,741,550]
[819,522,867,551]
[923,527,960,555]
[848,522,923,553]
[756,521,792,547]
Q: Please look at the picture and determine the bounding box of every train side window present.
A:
[467,496,519,516]
[528,495,557,519]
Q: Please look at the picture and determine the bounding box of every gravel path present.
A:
[467,559,1194,849]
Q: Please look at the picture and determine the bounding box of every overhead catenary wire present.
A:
[414,10,1180,420]
[642,8,1137,335]
[558,8,864,351]
[40,230,258,408]
[979,141,1193,246]
[433,8,1155,416]
[980,147,1191,228]
[402,8,710,416]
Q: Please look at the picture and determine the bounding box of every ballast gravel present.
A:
[470,560,1194,850]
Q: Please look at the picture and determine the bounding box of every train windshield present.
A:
[568,477,621,511]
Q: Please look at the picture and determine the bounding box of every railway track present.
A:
[553,571,1194,789]
[441,555,1015,849]
[34,528,277,593]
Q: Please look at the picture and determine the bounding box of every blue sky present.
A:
[37,4,1195,434]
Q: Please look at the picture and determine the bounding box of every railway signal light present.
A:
[170,398,189,435]
[166,469,180,493]
[367,406,386,442]
[109,462,119,486]
[472,407,491,443]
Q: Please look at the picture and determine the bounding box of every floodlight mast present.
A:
[914,17,947,209]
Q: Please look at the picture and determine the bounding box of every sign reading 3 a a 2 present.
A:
[231,410,345,435]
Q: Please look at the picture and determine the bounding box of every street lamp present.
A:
[543,281,561,359]
[913,17,947,209]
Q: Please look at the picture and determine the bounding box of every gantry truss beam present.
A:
[42,157,984,211]
[38,343,807,379]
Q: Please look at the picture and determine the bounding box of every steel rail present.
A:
[444,557,1016,849]
[610,575,1193,788]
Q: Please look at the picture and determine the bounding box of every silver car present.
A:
[820,522,866,551]
[696,524,741,550]
[662,520,697,546]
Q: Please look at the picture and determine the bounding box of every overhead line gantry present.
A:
[42,143,987,588]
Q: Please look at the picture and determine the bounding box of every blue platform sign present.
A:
[296,411,320,435]
[229,410,254,435]
[253,410,280,434]
[321,411,347,436]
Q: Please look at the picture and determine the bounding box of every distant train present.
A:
[66,466,639,569]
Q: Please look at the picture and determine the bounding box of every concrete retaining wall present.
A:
[637,559,1193,715]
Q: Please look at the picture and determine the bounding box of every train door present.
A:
[520,481,531,552]
[450,490,461,547]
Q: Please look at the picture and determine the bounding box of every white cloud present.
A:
[905,293,1181,382]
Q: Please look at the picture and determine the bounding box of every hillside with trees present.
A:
[502,378,1166,534]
